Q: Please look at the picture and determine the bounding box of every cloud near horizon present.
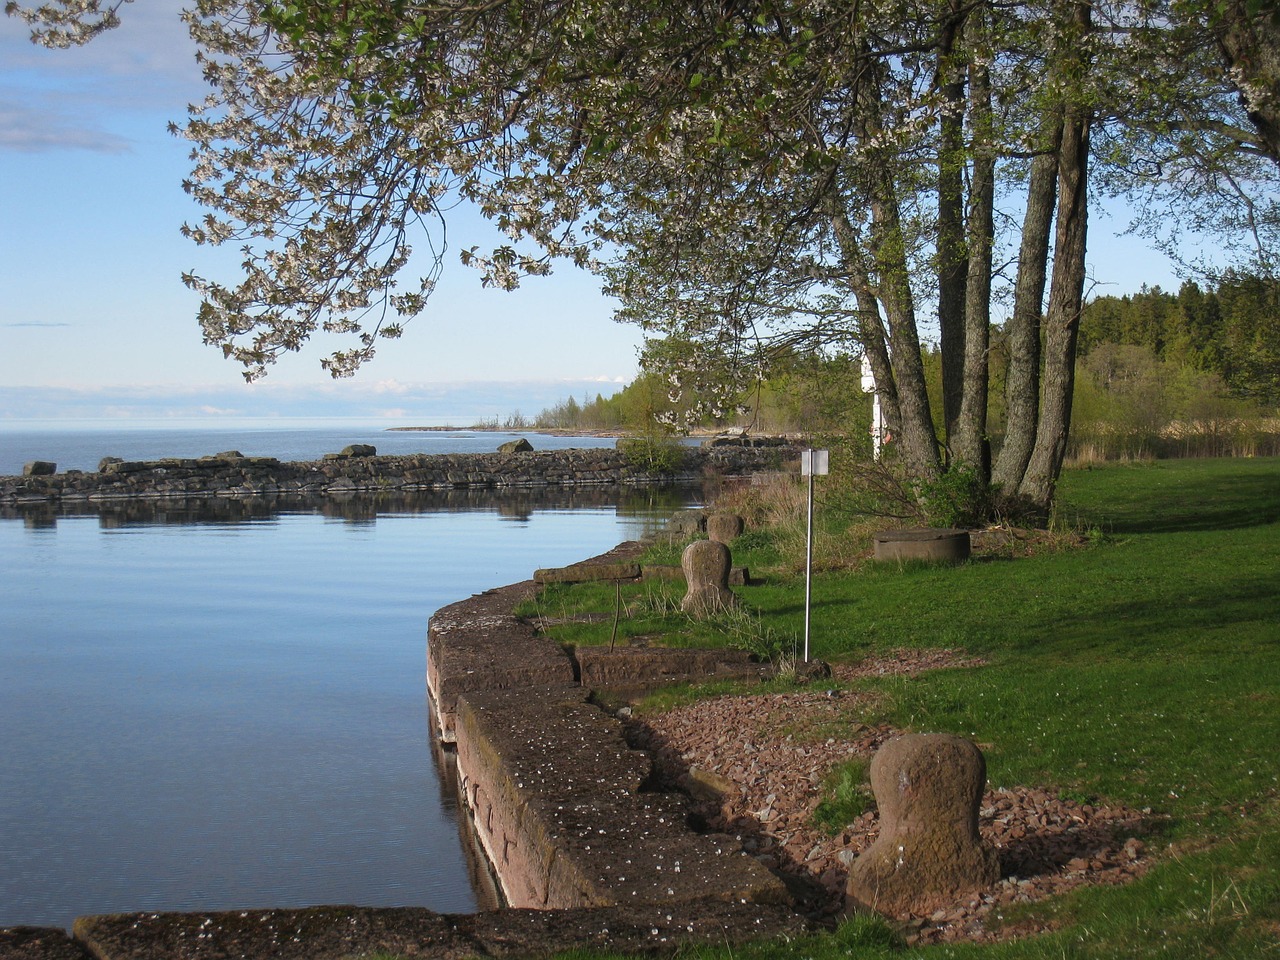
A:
[0,378,628,422]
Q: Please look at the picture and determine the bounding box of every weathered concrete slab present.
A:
[468,900,816,957]
[533,561,642,584]
[455,686,790,910]
[872,527,971,564]
[0,928,92,960]
[72,908,475,960]
[64,901,815,960]
[574,646,768,689]
[427,583,575,742]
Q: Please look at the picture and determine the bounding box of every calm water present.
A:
[0,419,626,476]
[0,433,693,928]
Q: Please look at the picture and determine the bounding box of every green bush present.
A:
[617,433,685,475]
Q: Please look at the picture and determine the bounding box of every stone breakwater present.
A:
[426,543,803,917]
[1,446,794,503]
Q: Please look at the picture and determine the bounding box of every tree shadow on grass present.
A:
[1060,465,1280,534]
[1007,575,1279,657]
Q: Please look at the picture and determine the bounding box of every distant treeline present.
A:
[509,273,1278,461]
[1078,271,1279,406]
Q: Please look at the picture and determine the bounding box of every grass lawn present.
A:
[513,457,1280,958]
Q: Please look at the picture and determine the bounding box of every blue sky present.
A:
[0,2,1185,423]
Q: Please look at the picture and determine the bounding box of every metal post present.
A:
[804,464,815,663]
[800,448,825,662]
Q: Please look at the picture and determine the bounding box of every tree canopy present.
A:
[9,0,1279,513]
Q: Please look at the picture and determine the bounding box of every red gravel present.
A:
[627,649,1154,945]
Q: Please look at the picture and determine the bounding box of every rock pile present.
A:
[1,446,797,504]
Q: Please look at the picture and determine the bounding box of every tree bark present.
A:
[1020,105,1090,510]
[854,62,942,481]
[936,4,970,446]
[830,206,904,439]
[953,47,994,475]
[992,146,1058,490]
[870,190,943,481]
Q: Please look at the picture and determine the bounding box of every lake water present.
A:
[0,419,628,476]
[0,425,694,929]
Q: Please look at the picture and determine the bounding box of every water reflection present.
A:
[2,485,698,532]
[427,699,504,912]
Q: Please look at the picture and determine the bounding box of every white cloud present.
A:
[0,378,631,422]
[0,0,202,154]
[0,97,133,153]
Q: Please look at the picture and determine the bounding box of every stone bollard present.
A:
[680,539,737,618]
[23,461,56,476]
[845,733,999,917]
[665,509,706,539]
[706,512,745,544]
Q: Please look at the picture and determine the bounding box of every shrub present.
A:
[617,432,686,475]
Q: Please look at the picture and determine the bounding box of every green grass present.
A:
[508,457,1280,958]
[813,758,876,835]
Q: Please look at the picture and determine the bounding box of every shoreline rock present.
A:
[2,446,797,504]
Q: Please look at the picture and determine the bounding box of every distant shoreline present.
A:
[387,425,626,437]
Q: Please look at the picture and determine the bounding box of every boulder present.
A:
[340,444,377,458]
[498,438,534,454]
[845,733,999,917]
[97,457,123,472]
[22,461,56,476]
[680,539,737,618]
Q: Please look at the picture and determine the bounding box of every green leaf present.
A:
[689,72,704,89]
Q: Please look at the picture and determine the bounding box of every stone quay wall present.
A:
[426,543,788,914]
[1,445,796,504]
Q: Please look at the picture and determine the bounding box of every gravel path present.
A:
[626,650,1153,945]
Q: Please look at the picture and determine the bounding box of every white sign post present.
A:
[861,354,884,460]
[801,448,829,663]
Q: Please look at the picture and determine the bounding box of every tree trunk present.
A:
[861,176,941,480]
[854,64,942,481]
[953,46,995,475]
[936,5,969,446]
[829,203,903,439]
[1020,110,1090,511]
[992,146,1058,491]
